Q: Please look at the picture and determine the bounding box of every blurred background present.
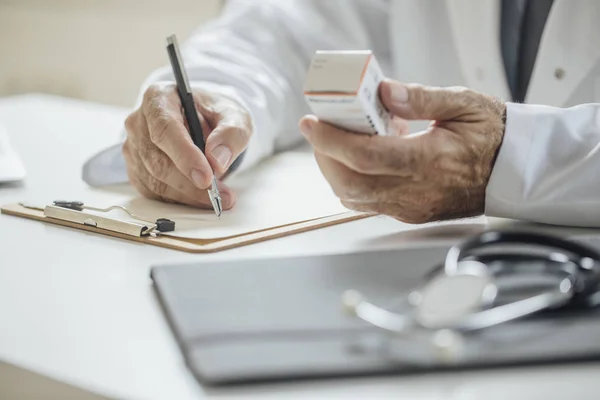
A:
[0,0,223,107]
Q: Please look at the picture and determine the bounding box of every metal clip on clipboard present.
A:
[20,200,175,238]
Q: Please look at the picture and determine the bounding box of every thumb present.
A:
[205,123,251,176]
[379,79,469,121]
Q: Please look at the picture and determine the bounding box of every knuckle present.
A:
[428,154,452,179]
[240,126,252,142]
[215,123,252,152]
[447,86,479,109]
[143,149,172,180]
[143,84,163,103]
[147,176,169,197]
[350,143,380,173]
[241,109,252,127]
[237,109,253,137]
[149,114,175,145]
[172,178,189,193]
[408,84,428,110]
[124,113,137,133]
[227,122,251,138]
[227,124,248,142]
[121,141,132,161]
[219,123,242,136]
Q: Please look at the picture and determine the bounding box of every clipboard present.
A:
[0,202,370,253]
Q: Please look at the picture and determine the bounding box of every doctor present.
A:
[84,0,600,226]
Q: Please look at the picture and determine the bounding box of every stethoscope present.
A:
[342,231,600,363]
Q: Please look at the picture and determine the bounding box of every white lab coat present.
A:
[83,0,600,227]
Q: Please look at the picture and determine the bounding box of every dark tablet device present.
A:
[151,244,600,386]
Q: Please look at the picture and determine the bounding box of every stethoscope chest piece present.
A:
[411,261,498,330]
[342,231,600,365]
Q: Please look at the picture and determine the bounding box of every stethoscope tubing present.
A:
[346,230,600,336]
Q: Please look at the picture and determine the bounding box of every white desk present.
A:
[1,94,600,400]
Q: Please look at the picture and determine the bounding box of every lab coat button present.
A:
[554,68,566,80]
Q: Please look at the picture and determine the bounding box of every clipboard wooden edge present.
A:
[1,203,373,253]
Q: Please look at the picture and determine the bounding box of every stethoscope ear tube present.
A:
[344,230,600,338]
[445,231,600,297]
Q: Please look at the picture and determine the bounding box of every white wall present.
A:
[0,0,221,107]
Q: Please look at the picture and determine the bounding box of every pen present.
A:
[166,34,222,218]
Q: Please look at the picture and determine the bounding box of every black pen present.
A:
[166,34,222,218]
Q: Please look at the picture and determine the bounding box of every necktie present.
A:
[500,0,555,102]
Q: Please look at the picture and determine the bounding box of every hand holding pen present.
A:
[121,35,253,212]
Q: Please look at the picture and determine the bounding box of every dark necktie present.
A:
[500,0,555,102]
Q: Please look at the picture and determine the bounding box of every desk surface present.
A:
[1,94,600,400]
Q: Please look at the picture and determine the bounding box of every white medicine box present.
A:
[303,50,390,136]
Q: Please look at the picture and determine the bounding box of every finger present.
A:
[300,115,422,176]
[124,140,174,202]
[204,101,252,176]
[142,85,213,190]
[124,142,232,209]
[205,122,252,176]
[138,166,210,209]
[314,152,393,203]
[124,109,151,152]
[138,144,236,209]
[379,79,477,121]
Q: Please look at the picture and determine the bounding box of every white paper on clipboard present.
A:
[120,151,351,240]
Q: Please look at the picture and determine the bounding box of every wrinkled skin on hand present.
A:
[300,79,506,224]
[123,83,252,209]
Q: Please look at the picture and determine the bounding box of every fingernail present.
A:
[299,116,316,136]
[212,145,232,169]
[191,169,206,188]
[390,81,409,104]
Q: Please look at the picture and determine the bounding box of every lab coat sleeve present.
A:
[485,102,600,227]
[82,0,389,186]
[135,0,390,173]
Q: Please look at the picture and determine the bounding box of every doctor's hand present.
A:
[123,83,252,208]
[299,79,506,224]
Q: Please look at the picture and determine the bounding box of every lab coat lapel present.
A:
[526,0,600,106]
[445,0,512,100]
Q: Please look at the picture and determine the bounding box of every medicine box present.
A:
[303,50,390,135]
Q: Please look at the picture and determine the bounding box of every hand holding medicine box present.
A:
[303,50,390,136]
